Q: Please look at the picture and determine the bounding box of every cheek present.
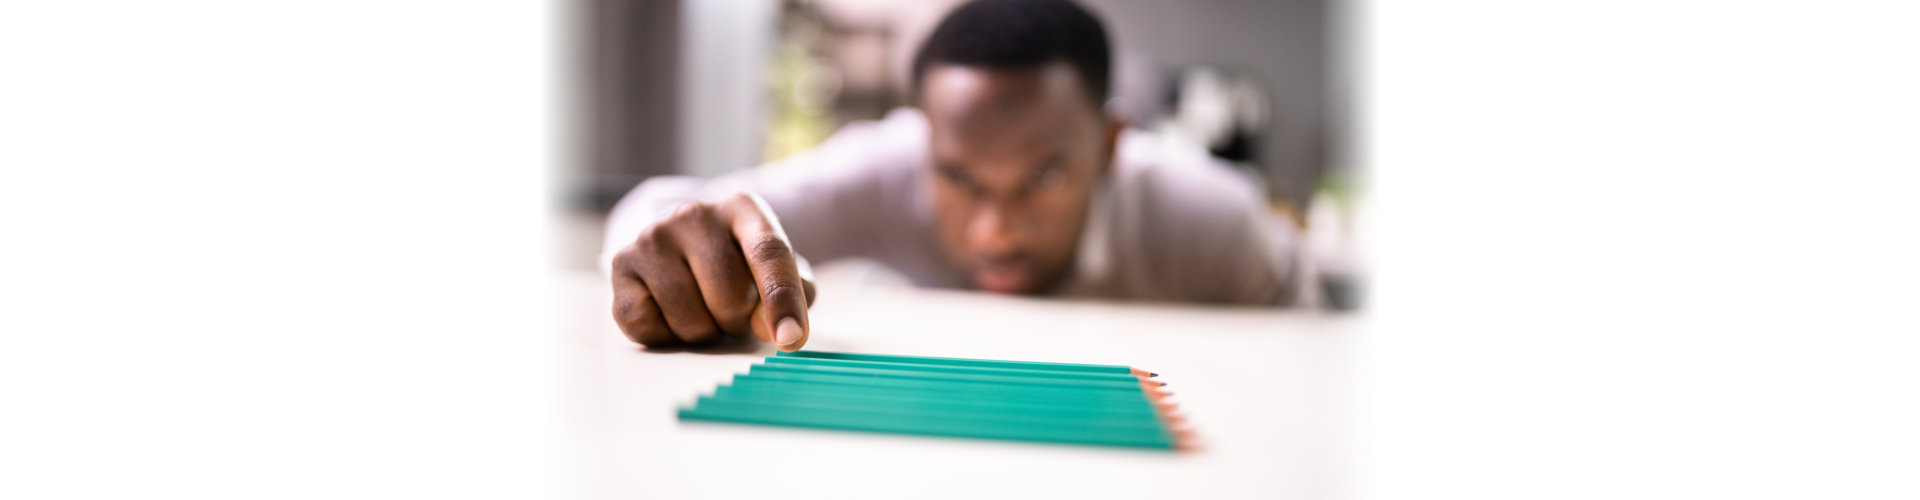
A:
[1028,185,1095,256]
[929,184,975,244]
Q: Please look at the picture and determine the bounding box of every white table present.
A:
[551,269,1357,499]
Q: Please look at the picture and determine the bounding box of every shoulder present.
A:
[775,108,927,172]
[1105,130,1289,303]
[749,108,929,205]
[1110,130,1268,233]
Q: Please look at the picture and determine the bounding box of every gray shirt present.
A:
[601,108,1301,305]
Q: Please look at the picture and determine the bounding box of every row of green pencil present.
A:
[677,350,1187,450]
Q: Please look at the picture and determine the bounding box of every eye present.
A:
[1030,166,1063,188]
[938,166,973,187]
[937,166,991,199]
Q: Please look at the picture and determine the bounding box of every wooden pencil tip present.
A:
[1171,428,1200,452]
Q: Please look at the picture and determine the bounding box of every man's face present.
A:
[920,62,1119,294]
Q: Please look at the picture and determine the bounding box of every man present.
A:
[601,0,1301,352]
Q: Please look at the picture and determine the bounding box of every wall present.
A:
[1084,0,1338,211]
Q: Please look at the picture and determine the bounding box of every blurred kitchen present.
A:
[555,0,1360,309]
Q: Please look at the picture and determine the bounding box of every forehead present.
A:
[921,62,1094,161]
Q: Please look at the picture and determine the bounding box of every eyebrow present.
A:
[1032,151,1067,171]
[932,157,968,173]
[930,150,1066,173]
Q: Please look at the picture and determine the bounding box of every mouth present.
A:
[973,264,1032,294]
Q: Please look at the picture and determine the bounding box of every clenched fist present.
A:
[609,193,817,351]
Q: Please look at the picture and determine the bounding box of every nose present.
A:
[967,202,1024,258]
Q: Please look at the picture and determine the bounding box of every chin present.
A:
[976,283,1032,295]
[967,261,1061,295]
[973,273,1050,295]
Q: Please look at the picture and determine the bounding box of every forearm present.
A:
[600,110,922,276]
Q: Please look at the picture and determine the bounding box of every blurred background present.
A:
[554,0,1360,307]
[11,1,1920,497]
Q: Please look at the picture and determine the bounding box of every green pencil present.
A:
[724,376,1166,408]
[710,383,1161,418]
[679,398,1175,449]
[747,363,1154,391]
[777,350,1158,378]
[678,353,1190,450]
[763,356,1156,384]
[737,368,1160,403]
[700,389,1164,430]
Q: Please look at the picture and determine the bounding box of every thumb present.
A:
[747,277,816,345]
[724,193,811,351]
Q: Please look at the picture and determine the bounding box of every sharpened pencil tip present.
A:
[1158,381,1167,386]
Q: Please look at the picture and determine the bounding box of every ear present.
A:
[1097,114,1126,177]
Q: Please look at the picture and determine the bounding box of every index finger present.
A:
[720,192,810,351]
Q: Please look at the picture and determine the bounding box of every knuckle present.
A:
[637,222,675,251]
[677,322,720,344]
[760,280,803,308]
[667,201,711,223]
[612,284,648,320]
[747,234,793,263]
[633,326,672,346]
[612,285,670,345]
[723,192,756,210]
[631,320,671,345]
[700,279,741,306]
[714,315,752,337]
[612,303,664,345]
[613,294,636,321]
[707,294,755,330]
[643,219,669,240]
[611,246,639,268]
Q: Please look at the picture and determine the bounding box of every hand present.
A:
[610,192,817,351]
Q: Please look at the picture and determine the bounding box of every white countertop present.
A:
[551,269,1358,499]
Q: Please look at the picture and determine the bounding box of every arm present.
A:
[599,111,923,349]
[1210,202,1304,306]
[1120,133,1303,306]
[599,113,922,275]
[1149,182,1301,306]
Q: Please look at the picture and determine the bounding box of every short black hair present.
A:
[910,0,1112,110]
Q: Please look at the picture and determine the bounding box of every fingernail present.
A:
[775,317,804,350]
